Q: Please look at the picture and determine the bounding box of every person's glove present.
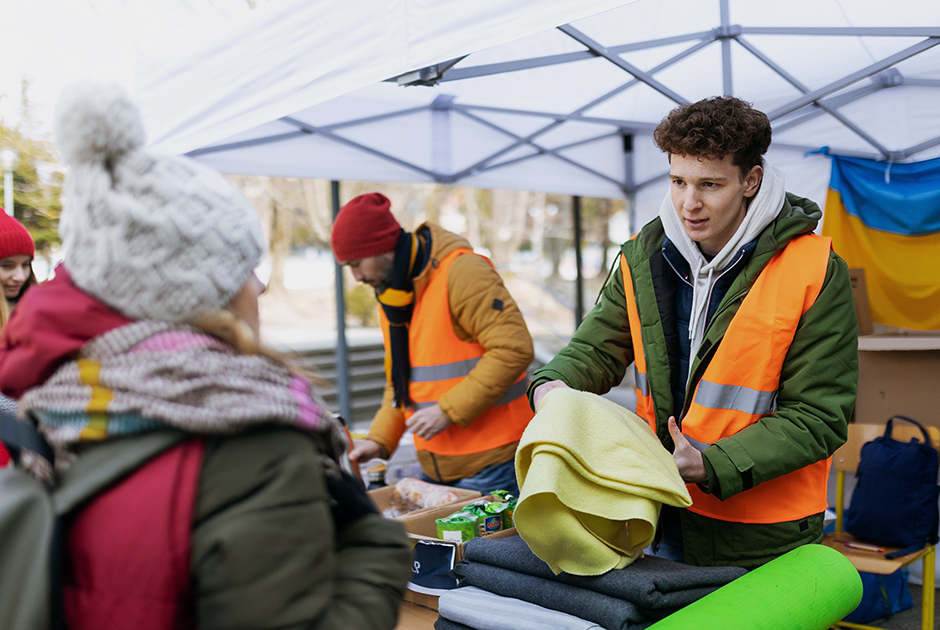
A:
[325,466,379,532]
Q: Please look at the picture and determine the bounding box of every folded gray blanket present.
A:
[462,535,746,609]
[451,560,660,630]
[438,586,603,630]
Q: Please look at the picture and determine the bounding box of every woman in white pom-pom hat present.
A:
[0,82,410,629]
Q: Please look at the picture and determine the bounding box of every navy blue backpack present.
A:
[845,415,940,557]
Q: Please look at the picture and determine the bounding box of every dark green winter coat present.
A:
[529,193,858,569]
[55,428,412,629]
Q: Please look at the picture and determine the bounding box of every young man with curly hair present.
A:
[529,96,858,569]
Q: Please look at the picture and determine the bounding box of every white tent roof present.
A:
[137,0,940,227]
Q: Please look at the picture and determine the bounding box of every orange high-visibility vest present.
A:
[623,234,833,524]
[383,248,532,457]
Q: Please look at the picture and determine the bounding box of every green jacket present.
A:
[529,193,858,568]
[56,428,412,629]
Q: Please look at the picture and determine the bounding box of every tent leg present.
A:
[573,195,584,328]
[332,181,353,423]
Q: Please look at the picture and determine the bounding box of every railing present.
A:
[274,337,388,433]
[273,334,636,433]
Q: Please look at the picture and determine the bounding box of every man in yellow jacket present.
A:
[330,193,534,495]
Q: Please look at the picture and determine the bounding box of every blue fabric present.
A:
[845,415,940,550]
[422,457,519,497]
[660,238,756,414]
[842,569,913,624]
[649,505,686,563]
[829,154,940,235]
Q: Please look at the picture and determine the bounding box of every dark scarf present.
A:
[377,228,431,408]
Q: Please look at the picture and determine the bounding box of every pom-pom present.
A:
[54,82,146,166]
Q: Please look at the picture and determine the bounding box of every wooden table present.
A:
[395,601,438,630]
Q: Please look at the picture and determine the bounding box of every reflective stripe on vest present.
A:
[623,234,833,524]
[622,254,655,422]
[399,248,532,456]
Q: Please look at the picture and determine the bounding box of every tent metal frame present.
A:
[189,0,940,198]
[177,1,940,417]
[187,0,940,370]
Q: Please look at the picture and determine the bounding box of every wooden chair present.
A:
[824,422,939,630]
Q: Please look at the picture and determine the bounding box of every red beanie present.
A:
[330,193,402,263]
[0,211,35,260]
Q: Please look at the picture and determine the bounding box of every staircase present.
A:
[274,332,635,434]
[275,334,387,433]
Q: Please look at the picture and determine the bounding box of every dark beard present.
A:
[374,262,396,295]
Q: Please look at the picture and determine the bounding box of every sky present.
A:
[0,0,260,137]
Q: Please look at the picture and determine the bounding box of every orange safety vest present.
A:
[382,248,532,457]
[623,234,833,524]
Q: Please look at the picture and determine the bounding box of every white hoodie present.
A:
[659,162,786,380]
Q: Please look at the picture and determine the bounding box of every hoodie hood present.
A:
[659,162,787,368]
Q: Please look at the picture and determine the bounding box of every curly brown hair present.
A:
[652,96,772,177]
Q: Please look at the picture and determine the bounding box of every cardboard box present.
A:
[368,482,481,518]
[848,268,874,336]
[856,333,940,427]
[395,495,518,610]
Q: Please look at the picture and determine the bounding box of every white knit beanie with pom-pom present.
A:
[54,82,265,323]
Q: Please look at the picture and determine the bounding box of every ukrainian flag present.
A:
[821,154,940,331]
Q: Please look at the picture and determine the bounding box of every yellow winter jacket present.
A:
[366,223,534,481]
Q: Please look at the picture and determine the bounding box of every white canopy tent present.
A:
[137,0,940,419]
[138,0,940,230]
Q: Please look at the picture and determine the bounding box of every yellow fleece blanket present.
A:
[514,388,692,576]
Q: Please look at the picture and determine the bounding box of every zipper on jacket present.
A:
[429,452,444,483]
[661,247,692,288]
[682,249,748,416]
[700,249,747,331]
[682,337,721,419]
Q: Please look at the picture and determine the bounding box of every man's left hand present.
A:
[668,416,708,484]
[406,404,453,441]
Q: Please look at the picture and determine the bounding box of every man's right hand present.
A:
[532,380,570,411]
[348,439,383,464]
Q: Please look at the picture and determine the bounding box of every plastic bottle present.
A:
[366,462,388,490]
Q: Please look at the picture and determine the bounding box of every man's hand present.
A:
[348,438,383,465]
[532,380,570,411]
[406,404,452,441]
[668,416,707,484]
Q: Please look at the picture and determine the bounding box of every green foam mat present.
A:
[649,544,862,630]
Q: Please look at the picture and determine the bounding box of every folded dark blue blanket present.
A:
[462,535,746,609]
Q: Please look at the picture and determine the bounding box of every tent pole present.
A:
[331,181,353,423]
[573,195,584,328]
[623,132,636,269]
[720,0,733,95]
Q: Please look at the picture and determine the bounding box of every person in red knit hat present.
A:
[331,192,534,496]
[0,210,37,463]
[330,192,404,292]
[0,211,37,325]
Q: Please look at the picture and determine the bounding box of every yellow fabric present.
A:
[514,388,691,576]
[77,358,112,440]
[823,188,940,330]
[376,287,414,308]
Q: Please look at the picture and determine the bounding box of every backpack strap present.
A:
[885,415,932,445]
[885,543,927,559]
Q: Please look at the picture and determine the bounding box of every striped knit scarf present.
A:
[378,228,430,408]
[18,320,346,472]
